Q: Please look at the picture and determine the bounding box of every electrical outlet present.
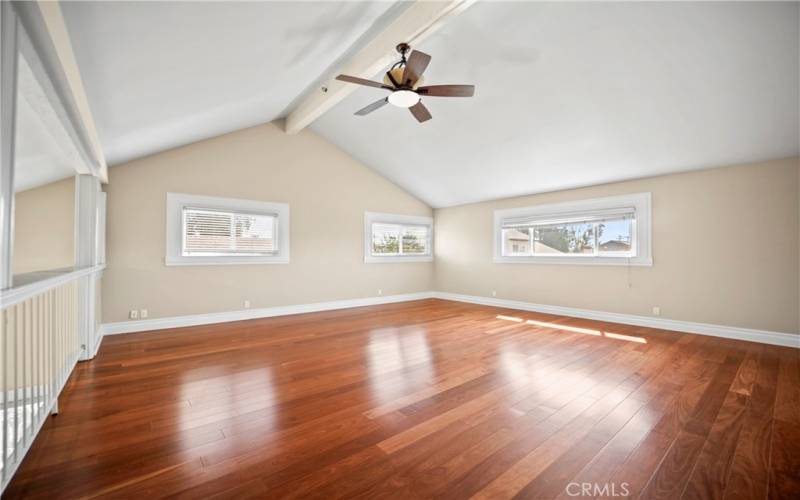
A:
[244,300,251,309]
[491,290,497,297]
[652,306,661,316]
[140,309,148,319]
[377,289,383,296]
[129,310,139,320]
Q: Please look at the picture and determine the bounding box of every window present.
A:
[494,193,651,265]
[166,193,289,265]
[364,212,433,262]
[182,207,276,256]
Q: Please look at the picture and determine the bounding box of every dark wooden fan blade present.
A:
[416,85,475,97]
[355,98,389,116]
[409,101,432,123]
[336,74,391,90]
[402,50,431,86]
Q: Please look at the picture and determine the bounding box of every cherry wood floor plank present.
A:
[717,345,777,500]
[597,336,726,498]
[682,390,749,499]
[637,351,745,499]
[2,299,796,499]
[767,348,800,500]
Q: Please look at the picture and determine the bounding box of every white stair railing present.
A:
[0,265,104,491]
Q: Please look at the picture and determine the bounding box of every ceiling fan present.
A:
[336,43,475,123]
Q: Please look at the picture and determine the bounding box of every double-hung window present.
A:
[166,193,289,265]
[494,193,651,265]
[365,212,433,262]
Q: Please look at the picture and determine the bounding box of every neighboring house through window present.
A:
[493,192,652,265]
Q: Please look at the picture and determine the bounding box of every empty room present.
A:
[0,0,798,498]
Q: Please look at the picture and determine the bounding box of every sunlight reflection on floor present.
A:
[496,315,647,344]
[365,328,434,404]
[178,367,276,434]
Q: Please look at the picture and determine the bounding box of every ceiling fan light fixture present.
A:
[388,90,420,108]
[336,44,474,122]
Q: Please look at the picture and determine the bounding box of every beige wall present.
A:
[102,121,433,323]
[13,176,75,274]
[102,122,798,334]
[435,157,800,334]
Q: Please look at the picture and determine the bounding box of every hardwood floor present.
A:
[3,299,799,499]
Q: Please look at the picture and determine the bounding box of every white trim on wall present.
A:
[101,292,435,335]
[432,292,799,348]
[90,328,103,357]
[165,192,290,266]
[493,192,653,266]
[98,290,798,349]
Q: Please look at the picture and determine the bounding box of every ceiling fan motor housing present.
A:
[383,67,424,89]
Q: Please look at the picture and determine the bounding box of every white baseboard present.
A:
[100,292,435,336]
[98,290,798,349]
[90,332,104,358]
[432,292,799,349]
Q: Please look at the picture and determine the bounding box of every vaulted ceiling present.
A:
[60,1,400,165]
[63,1,799,207]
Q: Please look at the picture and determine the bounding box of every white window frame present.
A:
[364,211,433,263]
[493,192,652,266]
[166,192,289,266]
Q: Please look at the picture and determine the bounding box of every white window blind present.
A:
[182,207,277,256]
[499,207,635,228]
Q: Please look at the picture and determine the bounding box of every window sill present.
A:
[165,256,289,266]
[493,256,652,266]
[364,255,433,264]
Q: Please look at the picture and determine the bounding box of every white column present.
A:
[75,174,99,267]
[0,2,19,290]
[75,174,99,359]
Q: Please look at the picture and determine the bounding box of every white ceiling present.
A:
[312,1,800,207]
[15,53,84,192]
[62,1,798,208]
[60,0,399,166]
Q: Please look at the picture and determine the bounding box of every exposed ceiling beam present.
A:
[284,0,475,134]
[31,1,108,182]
